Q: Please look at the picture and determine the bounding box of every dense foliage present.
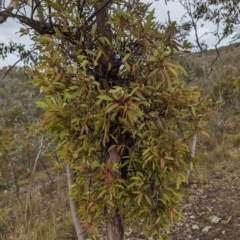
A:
[0,0,210,239]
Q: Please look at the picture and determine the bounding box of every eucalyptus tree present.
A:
[191,0,240,40]
[0,0,208,239]
[0,68,44,194]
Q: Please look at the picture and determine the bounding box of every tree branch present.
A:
[0,58,22,82]
[0,50,33,82]
[25,134,45,220]
[87,0,111,23]
[0,0,14,24]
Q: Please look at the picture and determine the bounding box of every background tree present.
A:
[0,66,60,223]
[171,0,240,142]
[0,68,43,190]
[0,1,209,239]
[166,0,240,42]
[192,0,240,41]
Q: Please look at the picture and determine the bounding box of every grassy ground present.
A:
[0,172,76,240]
[172,131,240,240]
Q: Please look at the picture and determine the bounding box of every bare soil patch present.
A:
[172,150,240,240]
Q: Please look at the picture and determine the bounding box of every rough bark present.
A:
[106,147,125,240]
[107,209,124,240]
[94,0,118,79]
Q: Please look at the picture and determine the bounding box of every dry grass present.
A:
[172,113,240,239]
[192,121,240,186]
[0,172,76,240]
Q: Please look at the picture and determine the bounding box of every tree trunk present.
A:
[94,1,125,238]
[107,209,124,240]
[190,133,197,171]
[106,147,125,240]
[66,163,87,240]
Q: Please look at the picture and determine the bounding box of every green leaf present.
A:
[144,194,152,206]
[147,56,158,62]
[97,95,113,101]
[105,103,119,113]
[178,64,188,76]
[94,50,102,66]
[122,52,131,63]
[129,86,139,97]
[65,13,78,25]
[148,68,159,78]
[90,24,97,36]
[190,105,196,117]
[36,101,48,108]
[35,36,54,43]
[142,148,151,156]
[124,61,131,72]
[49,1,60,10]
[106,201,115,207]
[53,27,62,38]
[168,67,178,77]
[144,9,154,34]
[98,190,107,199]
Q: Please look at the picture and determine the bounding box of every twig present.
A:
[207,34,226,78]
[39,158,54,183]
[0,58,22,82]
[25,134,45,220]
[0,50,33,82]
